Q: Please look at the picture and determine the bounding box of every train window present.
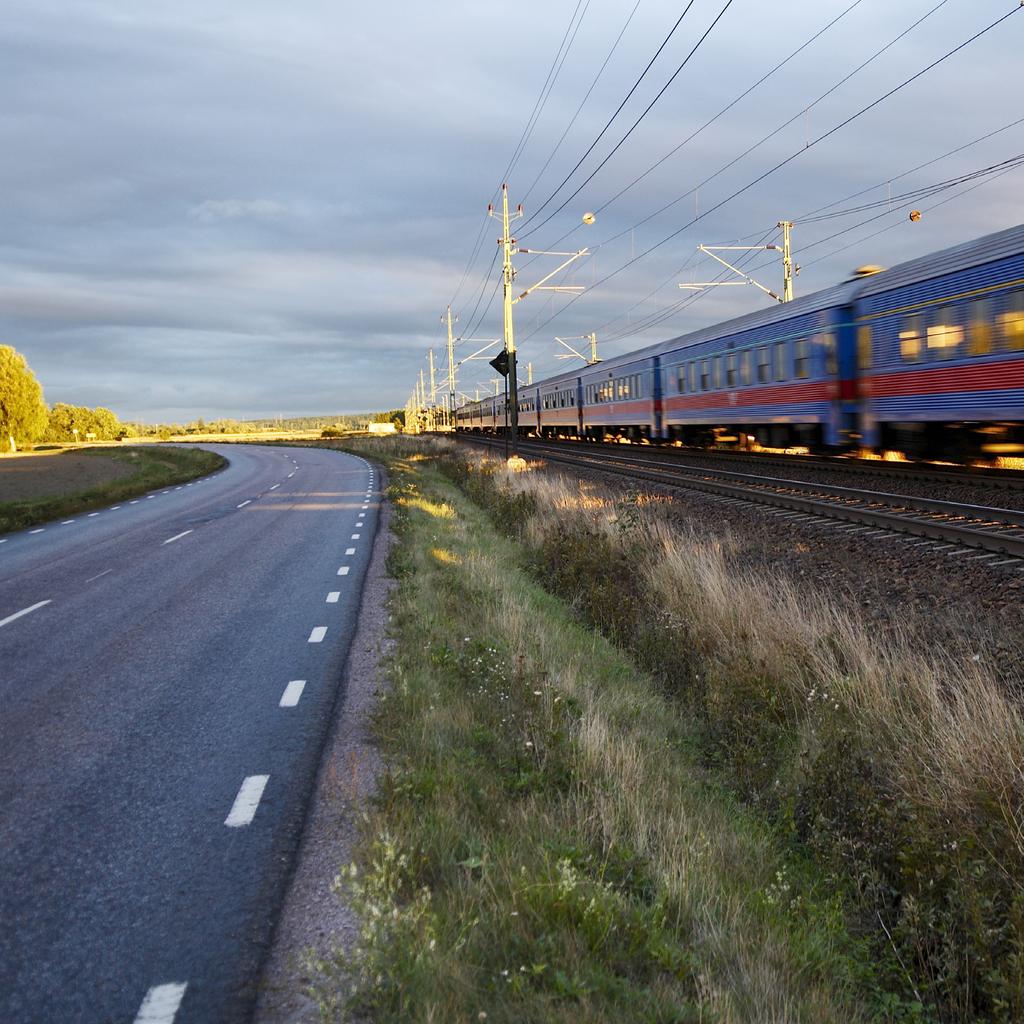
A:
[794,339,810,379]
[773,341,786,381]
[820,333,837,375]
[726,353,738,387]
[899,314,922,362]
[741,350,752,385]
[688,361,697,393]
[857,326,873,370]
[700,359,710,391]
[968,298,993,355]
[757,346,769,383]
[927,306,963,359]
[676,365,686,393]
[713,356,722,389]
[636,375,643,399]
[999,290,1024,350]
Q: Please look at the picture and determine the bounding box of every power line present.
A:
[517,2,700,232]
[518,4,1020,345]
[593,0,953,254]
[448,0,590,311]
[520,0,738,242]
[501,0,591,185]
[521,0,643,205]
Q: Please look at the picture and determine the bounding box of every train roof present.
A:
[855,222,1024,297]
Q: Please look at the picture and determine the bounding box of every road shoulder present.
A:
[254,467,393,1023]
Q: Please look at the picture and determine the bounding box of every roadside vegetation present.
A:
[0,446,225,534]
[433,436,1023,1023]
[306,435,936,1023]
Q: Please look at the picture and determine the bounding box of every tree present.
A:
[0,345,47,451]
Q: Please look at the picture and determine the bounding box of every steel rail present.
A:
[460,436,1024,558]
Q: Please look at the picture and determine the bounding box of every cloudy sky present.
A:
[2,0,1021,422]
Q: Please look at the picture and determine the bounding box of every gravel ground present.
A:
[524,441,1024,511]
[254,472,393,1024]
[0,449,135,501]
[491,446,1024,690]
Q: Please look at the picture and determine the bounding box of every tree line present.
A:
[0,345,125,451]
[1,343,405,452]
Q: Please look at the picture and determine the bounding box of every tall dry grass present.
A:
[442,446,1024,1021]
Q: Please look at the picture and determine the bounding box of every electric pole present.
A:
[589,332,600,363]
[527,362,533,385]
[489,184,524,461]
[444,306,458,426]
[778,220,794,303]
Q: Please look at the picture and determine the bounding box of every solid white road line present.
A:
[162,530,193,545]
[337,566,350,575]
[280,680,306,707]
[308,626,327,643]
[351,533,360,539]
[237,500,251,508]
[225,775,269,827]
[0,600,52,629]
[345,547,356,555]
[85,569,113,583]
[29,529,44,534]
[326,591,340,603]
[134,982,187,1024]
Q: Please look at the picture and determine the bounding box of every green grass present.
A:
[0,445,226,534]
[307,440,901,1023]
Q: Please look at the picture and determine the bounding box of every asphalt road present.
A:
[0,443,380,1023]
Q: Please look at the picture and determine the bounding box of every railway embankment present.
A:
[303,435,897,1022]
[309,435,1023,1022]
[438,438,1024,1023]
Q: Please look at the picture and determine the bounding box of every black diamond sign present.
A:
[489,350,510,377]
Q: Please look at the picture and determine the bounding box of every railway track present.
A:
[460,436,1024,563]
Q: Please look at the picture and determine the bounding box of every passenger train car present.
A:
[455,224,1024,460]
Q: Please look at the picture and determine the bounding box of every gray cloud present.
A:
[1,0,1021,420]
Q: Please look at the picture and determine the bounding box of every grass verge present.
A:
[309,437,902,1023]
[0,445,226,534]
[418,437,1022,1024]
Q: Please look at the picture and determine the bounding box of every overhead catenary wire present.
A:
[516,2,701,233]
[519,0,738,242]
[521,0,643,205]
[517,4,1021,347]
[447,0,591,311]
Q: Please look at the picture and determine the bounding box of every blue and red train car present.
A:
[455,224,1024,460]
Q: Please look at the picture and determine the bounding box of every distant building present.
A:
[367,422,397,434]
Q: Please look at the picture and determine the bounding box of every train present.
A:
[455,223,1024,460]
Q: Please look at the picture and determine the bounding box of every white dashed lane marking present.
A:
[110,506,121,511]
[224,775,269,827]
[61,520,75,525]
[280,680,306,707]
[87,512,100,518]
[326,592,340,603]
[162,530,193,546]
[237,500,251,508]
[29,529,44,535]
[0,600,52,629]
[351,533,360,540]
[85,569,113,583]
[337,566,350,575]
[134,982,187,1024]
[345,547,356,555]
[308,626,327,643]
